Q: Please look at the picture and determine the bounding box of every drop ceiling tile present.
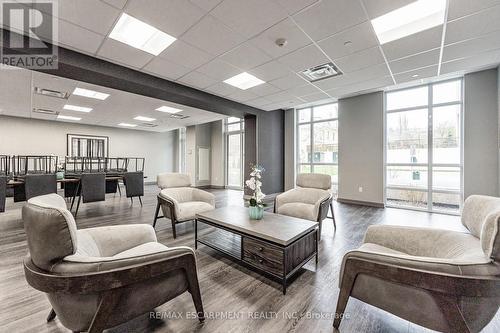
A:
[441,49,500,74]
[227,90,259,102]
[314,63,391,90]
[102,0,127,9]
[394,65,438,84]
[247,83,281,97]
[97,39,154,68]
[158,40,214,70]
[196,58,241,81]
[447,0,500,20]
[312,74,353,91]
[177,71,218,89]
[182,15,246,56]
[443,30,500,62]
[57,0,120,35]
[293,0,367,41]
[205,82,239,97]
[445,5,500,44]
[211,0,287,38]
[246,97,272,107]
[269,73,307,90]
[362,0,416,19]
[126,0,205,38]
[219,43,272,70]
[248,60,292,82]
[318,21,379,60]
[382,26,443,60]
[288,84,321,97]
[299,91,330,102]
[250,18,312,58]
[273,0,319,15]
[278,44,330,72]
[389,48,440,74]
[265,90,298,103]
[189,0,223,12]
[143,58,192,80]
[334,46,385,73]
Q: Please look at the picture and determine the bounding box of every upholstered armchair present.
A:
[334,195,500,333]
[274,173,335,238]
[22,194,204,333]
[153,173,215,238]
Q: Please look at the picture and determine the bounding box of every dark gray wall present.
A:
[464,68,499,198]
[258,110,285,194]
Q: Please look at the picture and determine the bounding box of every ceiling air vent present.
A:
[301,62,342,82]
[33,108,59,115]
[34,87,70,99]
[170,114,189,120]
[139,122,158,128]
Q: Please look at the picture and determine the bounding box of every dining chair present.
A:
[72,173,106,217]
[123,171,144,205]
[24,174,57,200]
[0,176,6,213]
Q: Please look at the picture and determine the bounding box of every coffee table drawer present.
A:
[242,237,284,276]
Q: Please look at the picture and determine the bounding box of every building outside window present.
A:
[225,117,244,189]
[385,79,463,214]
[296,103,338,193]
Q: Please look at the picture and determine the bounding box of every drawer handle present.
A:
[258,247,264,252]
[259,259,263,264]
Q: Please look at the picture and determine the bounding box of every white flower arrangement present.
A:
[245,164,266,207]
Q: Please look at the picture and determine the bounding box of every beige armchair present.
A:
[22,194,204,333]
[275,173,335,238]
[334,195,500,333]
[153,173,215,238]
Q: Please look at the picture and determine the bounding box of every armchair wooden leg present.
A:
[333,264,357,329]
[74,195,82,218]
[46,308,56,322]
[185,265,204,322]
[171,219,177,239]
[330,202,336,229]
[153,200,161,229]
[88,290,122,333]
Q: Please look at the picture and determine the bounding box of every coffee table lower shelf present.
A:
[195,218,318,294]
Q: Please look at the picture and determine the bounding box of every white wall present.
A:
[338,92,384,205]
[186,125,196,184]
[0,116,176,181]
[464,68,499,197]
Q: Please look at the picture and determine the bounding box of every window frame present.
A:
[384,78,464,215]
[296,102,339,189]
[224,117,245,190]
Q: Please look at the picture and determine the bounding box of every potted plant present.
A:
[245,164,266,220]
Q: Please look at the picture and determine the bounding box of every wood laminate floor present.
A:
[1,186,499,333]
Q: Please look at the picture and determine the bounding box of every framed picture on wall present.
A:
[67,134,109,158]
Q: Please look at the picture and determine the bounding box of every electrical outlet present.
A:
[358,186,363,193]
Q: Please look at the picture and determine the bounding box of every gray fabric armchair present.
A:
[275,173,335,239]
[334,195,500,332]
[153,173,215,238]
[22,194,204,333]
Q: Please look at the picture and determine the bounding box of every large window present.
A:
[296,103,338,192]
[385,79,463,214]
[225,117,244,189]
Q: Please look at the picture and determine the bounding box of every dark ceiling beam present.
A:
[1,28,266,118]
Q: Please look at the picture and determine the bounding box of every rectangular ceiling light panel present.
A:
[156,106,182,113]
[63,104,93,112]
[118,123,137,127]
[371,0,446,44]
[109,13,177,55]
[57,115,81,121]
[73,87,110,100]
[134,116,156,122]
[224,72,265,90]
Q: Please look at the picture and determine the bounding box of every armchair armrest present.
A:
[80,224,157,257]
[24,246,198,294]
[192,189,215,207]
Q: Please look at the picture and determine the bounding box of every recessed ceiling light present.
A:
[118,123,137,127]
[156,106,182,113]
[63,104,93,112]
[73,87,110,100]
[109,13,177,56]
[224,72,265,90]
[57,115,81,121]
[412,74,419,78]
[134,116,156,122]
[371,0,446,44]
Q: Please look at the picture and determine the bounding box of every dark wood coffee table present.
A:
[195,206,319,294]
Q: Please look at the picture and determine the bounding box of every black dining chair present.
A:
[24,174,58,200]
[0,176,6,213]
[123,171,144,205]
[72,173,106,217]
